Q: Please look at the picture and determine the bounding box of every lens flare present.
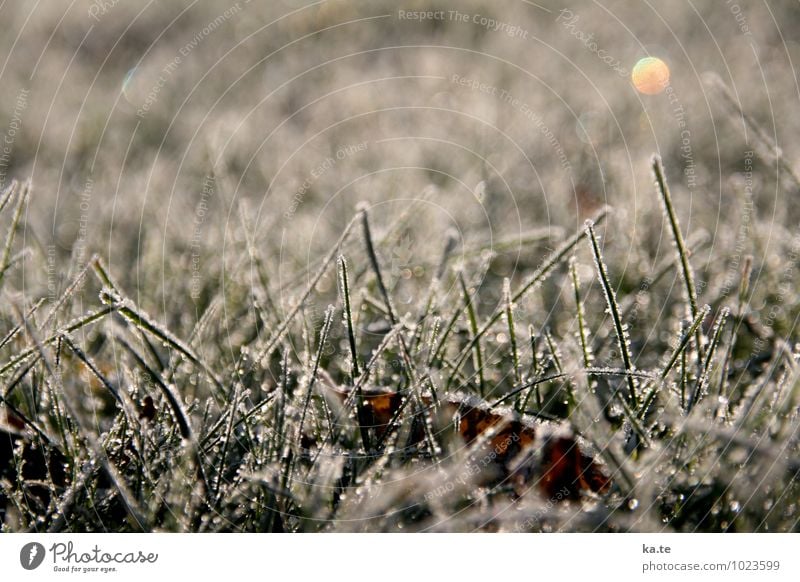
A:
[121,68,136,96]
[632,57,670,95]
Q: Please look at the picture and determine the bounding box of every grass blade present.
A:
[337,256,360,381]
[652,155,705,367]
[585,220,637,408]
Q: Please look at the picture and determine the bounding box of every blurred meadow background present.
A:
[1,0,800,532]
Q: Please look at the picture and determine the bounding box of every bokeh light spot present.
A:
[632,57,670,95]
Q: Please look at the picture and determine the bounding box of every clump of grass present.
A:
[1,150,799,534]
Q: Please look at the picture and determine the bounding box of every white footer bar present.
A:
[2,533,797,580]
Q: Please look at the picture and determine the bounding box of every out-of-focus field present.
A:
[1,1,799,532]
